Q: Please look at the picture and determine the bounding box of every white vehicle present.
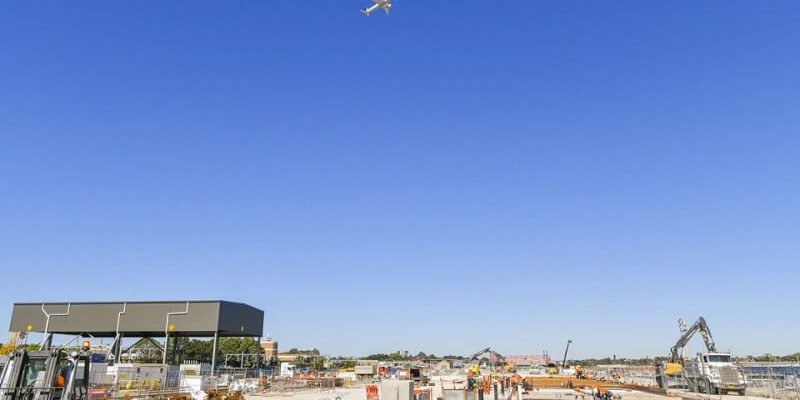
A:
[657,317,747,395]
[684,352,746,395]
[361,0,391,16]
[279,362,295,378]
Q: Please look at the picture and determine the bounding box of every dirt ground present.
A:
[523,376,629,389]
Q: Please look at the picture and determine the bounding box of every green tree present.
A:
[364,353,410,361]
[285,348,320,355]
[183,339,213,363]
[162,337,262,365]
[219,337,261,356]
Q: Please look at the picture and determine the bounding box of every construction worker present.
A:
[476,373,485,400]
[54,363,71,389]
[467,370,476,391]
[491,371,499,400]
[508,373,522,400]
[598,386,607,400]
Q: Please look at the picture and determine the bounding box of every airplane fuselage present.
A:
[362,0,391,16]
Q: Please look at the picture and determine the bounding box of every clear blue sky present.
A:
[1,1,799,359]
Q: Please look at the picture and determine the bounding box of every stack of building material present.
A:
[381,380,415,400]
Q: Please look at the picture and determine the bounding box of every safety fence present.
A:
[586,366,658,387]
[741,363,800,400]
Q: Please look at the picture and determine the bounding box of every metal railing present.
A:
[0,386,78,400]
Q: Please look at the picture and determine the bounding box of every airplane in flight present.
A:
[361,0,391,16]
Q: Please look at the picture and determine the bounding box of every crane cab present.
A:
[0,347,91,400]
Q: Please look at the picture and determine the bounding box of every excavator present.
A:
[656,317,746,395]
[0,342,91,400]
[469,347,507,372]
[469,347,505,364]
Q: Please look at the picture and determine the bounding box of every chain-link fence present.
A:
[740,363,800,400]
[586,366,658,387]
[585,362,800,400]
[262,377,338,392]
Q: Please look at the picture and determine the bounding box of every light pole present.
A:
[562,340,572,369]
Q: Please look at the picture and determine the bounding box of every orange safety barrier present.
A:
[88,389,112,400]
[415,388,432,400]
[366,384,379,400]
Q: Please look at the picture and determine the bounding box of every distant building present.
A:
[505,355,553,366]
[7,332,22,346]
[261,339,279,358]
[277,353,298,363]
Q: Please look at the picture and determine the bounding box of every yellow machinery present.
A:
[469,364,481,376]
[664,362,683,375]
[546,363,559,375]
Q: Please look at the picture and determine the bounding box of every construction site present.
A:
[4,2,797,400]
[0,301,797,400]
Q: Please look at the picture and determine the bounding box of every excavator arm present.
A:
[470,347,505,361]
[670,316,717,362]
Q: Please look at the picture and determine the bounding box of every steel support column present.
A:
[211,331,219,376]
